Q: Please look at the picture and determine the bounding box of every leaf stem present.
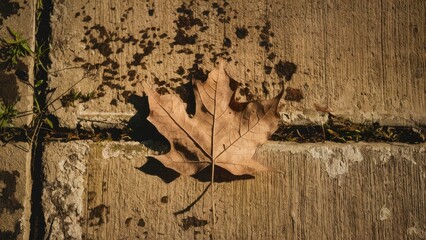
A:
[211,165,215,226]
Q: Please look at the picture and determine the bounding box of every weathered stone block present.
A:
[43,141,426,239]
[0,142,31,239]
[0,0,35,127]
[48,0,425,129]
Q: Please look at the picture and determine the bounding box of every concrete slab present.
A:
[42,141,426,239]
[0,142,31,239]
[48,0,425,129]
[0,0,35,127]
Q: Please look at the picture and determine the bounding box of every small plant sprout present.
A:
[0,27,33,69]
[0,101,18,128]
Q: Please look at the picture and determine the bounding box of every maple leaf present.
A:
[142,59,283,176]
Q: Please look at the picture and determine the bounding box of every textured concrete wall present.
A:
[48,0,425,129]
[1,0,425,239]
[42,141,426,239]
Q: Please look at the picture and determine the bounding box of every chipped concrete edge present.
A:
[55,108,426,130]
[280,111,426,126]
[42,141,147,239]
[259,141,426,178]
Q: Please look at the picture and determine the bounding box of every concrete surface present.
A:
[42,141,425,239]
[0,0,35,126]
[47,0,425,129]
[0,142,31,239]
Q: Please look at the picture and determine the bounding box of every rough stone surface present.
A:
[42,141,426,239]
[0,142,31,239]
[48,0,425,129]
[0,0,35,126]
[42,141,89,240]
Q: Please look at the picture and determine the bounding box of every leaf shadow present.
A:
[192,165,255,183]
[127,94,180,183]
[126,94,170,152]
[0,59,26,106]
[137,157,180,183]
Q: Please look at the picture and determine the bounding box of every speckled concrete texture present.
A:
[42,141,426,239]
[48,0,425,129]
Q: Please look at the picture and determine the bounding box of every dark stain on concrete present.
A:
[103,68,119,81]
[154,77,167,87]
[128,70,136,81]
[173,29,197,45]
[137,218,146,227]
[156,87,170,95]
[176,48,193,54]
[181,216,208,230]
[0,170,22,213]
[187,54,207,82]
[275,60,297,81]
[199,26,209,32]
[83,24,113,57]
[161,196,169,203]
[176,66,185,76]
[212,3,225,16]
[175,4,203,30]
[77,7,162,95]
[86,24,108,39]
[235,27,248,39]
[148,9,154,16]
[259,21,274,52]
[212,2,231,23]
[264,65,272,74]
[223,38,232,48]
[88,204,110,226]
[82,15,92,22]
[139,39,157,58]
[267,52,276,61]
[284,87,304,102]
[125,217,132,227]
[202,10,210,17]
[130,52,148,67]
[120,7,133,22]
[110,99,118,106]
[172,3,207,46]
[120,35,138,45]
[0,0,22,25]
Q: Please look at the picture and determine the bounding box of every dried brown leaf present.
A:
[143,59,283,176]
